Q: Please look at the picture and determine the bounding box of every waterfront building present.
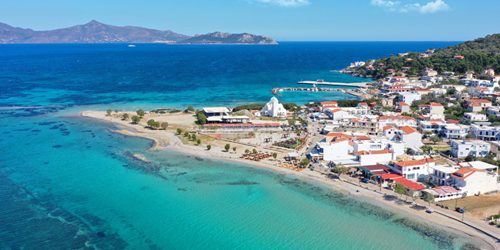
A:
[261,96,286,118]
[378,116,417,128]
[390,157,437,181]
[203,107,251,124]
[422,186,464,202]
[309,133,353,161]
[450,167,499,195]
[429,165,461,186]
[320,101,338,109]
[450,139,490,158]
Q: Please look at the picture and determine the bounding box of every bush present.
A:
[131,115,141,124]
[137,109,145,117]
[207,145,211,150]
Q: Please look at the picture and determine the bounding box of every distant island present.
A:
[177,31,277,45]
[0,20,277,45]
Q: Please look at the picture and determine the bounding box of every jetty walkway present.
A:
[270,87,366,98]
[297,80,370,88]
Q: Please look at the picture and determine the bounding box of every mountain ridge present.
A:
[0,21,277,45]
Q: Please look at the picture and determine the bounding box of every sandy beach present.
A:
[81,110,500,249]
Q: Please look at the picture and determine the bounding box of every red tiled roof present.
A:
[451,168,484,180]
[380,173,402,179]
[358,102,368,105]
[355,149,392,156]
[400,126,420,134]
[468,99,492,103]
[329,109,347,113]
[429,102,443,107]
[321,101,338,105]
[397,102,409,106]
[395,158,437,167]
[383,125,398,131]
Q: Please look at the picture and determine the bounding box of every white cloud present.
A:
[371,0,450,14]
[371,0,400,7]
[253,0,310,7]
[418,0,449,13]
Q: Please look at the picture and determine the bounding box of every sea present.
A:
[0,41,485,249]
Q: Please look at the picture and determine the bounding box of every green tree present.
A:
[187,134,192,140]
[273,152,278,161]
[252,148,258,154]
[107,109,112,116]
[207,145,211,150]
[147,119,156,128]
[187,105,195,112]
[429,135,443,145]
[300,158,311,167]
[114,109,119,113]
[395,183,406,199]
[177,128,183,135]
[465,155,476,162]
[184,132,189,137]
[137,109,145,118]
[245,149,250,154]
[192,134,197,141]
[196,113,207,125]
[152,121,160,129]
[233,147,237,153]
[422,192,435,209]
[197,139,201,145]
[332,164,348,179]
[288,119,296,126]
[122,113,129,120]
[131,115,141,124]
[248,132,255,137]
[225,144,231,152]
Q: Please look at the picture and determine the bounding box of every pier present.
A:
[297,80,370,88]
[270,87,368,98]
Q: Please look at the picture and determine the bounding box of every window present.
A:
[407,174,415,180]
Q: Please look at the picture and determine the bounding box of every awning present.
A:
[380,173,402,179]
[288,152,299,157]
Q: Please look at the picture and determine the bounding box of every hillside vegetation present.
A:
[354,34,500,79]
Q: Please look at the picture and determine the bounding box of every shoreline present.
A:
[80,110,500,249]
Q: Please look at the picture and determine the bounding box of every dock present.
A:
[297,80,370,88]
[271,87,368,98]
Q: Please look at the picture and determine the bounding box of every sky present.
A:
[1,0,499,41]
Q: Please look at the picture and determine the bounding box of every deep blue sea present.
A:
[1,41,485,250]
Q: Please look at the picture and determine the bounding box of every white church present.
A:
[261,96,287,118]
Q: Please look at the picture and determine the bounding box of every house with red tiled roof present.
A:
[452,55,464,60]
[418,102,444,116]
[321,101,338,109]
[357,102,368,109]
[395,102,410,113]
[466,99,492,110]
[391,157,437,181]
[325,108,350,121]
[387,68,395,73]
[450,167,500,195]
[418,53,429,58]
[251,110,261,116]
[483,68,495,76]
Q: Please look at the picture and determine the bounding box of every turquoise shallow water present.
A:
[0,42,485,249]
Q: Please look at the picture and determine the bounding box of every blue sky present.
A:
[1,0,499,41]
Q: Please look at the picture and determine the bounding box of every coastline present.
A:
[80,110,500,249]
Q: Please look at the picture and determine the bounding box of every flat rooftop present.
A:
[203,107,230,113]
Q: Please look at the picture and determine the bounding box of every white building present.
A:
[460,161,498,174]
[487,106,500,117]
[450,167,499,195]
[463,113,487,121]
[309,133,353,161]
[429,164,462,186]
[450,139,490,158]
[355,149,394,166]
[470,124,500,141]
[443,124,470,139]
[353,139,405,157]
[378,116,418,128]
[261,96,286,118]
[398,92,421,106]
[391,158,437,181]
[396,126,423,149]
[422,186,464,202]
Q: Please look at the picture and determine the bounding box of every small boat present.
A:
[128,45,136,47]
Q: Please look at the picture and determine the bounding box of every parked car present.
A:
[360,178,369,183]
